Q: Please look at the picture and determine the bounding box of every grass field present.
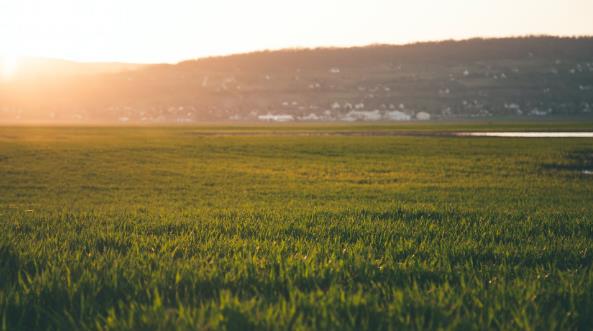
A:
[1,125,593,330]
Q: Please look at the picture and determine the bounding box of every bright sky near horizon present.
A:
[1,0,593,64]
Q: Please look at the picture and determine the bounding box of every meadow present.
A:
[1,124,593,330]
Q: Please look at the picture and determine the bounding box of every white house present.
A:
[416,112,431,120]
[258,113,295,122]
[384,111,411,121]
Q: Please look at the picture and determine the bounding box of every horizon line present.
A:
[6,34,593,66]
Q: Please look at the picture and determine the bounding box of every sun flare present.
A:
[1,55,19,80]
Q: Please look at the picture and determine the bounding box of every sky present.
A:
[1,0,593,64]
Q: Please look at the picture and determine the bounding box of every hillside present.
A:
[5,57,146,79]
[1,36,593,123]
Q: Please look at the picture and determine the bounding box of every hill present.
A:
[1,36,593,123]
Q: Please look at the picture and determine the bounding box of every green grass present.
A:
[1,125,593,330]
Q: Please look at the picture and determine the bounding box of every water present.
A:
[456,132,593,138]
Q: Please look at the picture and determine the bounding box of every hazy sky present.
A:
[1,0,593,63]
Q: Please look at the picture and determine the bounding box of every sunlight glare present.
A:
[1,54,19,80]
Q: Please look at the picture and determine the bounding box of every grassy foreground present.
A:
[1,125,593,330]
